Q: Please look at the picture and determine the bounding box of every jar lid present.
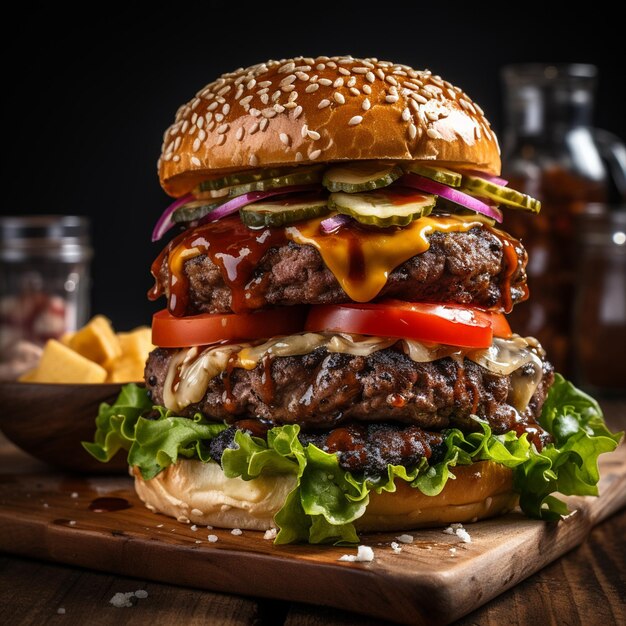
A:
[0,215,92,262]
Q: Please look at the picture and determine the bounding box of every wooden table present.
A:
[1,402,624,625]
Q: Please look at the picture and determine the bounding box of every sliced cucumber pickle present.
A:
[197,166,299,192]
[402,163,462,187]
[329,189,436,227]
[240,195,330,228]
[172,199,224,223]
[228,166,324,197]
[461,175,541,213]
[323,161,402,193]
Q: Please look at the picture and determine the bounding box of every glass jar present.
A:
[571,206,626,395]
[500,64,626,375]
[0,216,92,374]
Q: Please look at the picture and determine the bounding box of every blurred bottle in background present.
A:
[0,216,92,380]
[571,206,626,394]
[501,63,626,378]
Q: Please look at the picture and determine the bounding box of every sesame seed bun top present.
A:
[159,55,501,197]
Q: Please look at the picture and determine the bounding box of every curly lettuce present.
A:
[83,375,622,543]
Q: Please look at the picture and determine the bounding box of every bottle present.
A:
[0,216,92,379]
[501,63,626,375]
[572,205,626,395]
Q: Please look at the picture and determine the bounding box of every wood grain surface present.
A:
[1,429,624,624]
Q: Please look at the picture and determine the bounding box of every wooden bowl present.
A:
[0,382,131,473]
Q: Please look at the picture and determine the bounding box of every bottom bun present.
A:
[132,459,516,532]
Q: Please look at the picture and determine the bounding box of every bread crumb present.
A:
[156,524,163,528]
[191,508,203,516]
[190,525,198,531]
[443,523,472,543]
[339,545,374,562]
[134,590,148,599]
[57,607,66,614]
[195,540,202,544]
[70,492,79,499]
[208,534,218,543]
[395,534,414,544]
[109,592,135,608]
[43,503,49,508]
[450,547,457,555]
[231,528,243,536]
[390,541,402,554]
[69,520,76,526]
[206,525,213,530]
[264,528,277,540]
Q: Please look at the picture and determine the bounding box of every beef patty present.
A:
[154,226,528,314]
[145,346,553,446]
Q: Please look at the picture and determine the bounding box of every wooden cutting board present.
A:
[1,445,624,625]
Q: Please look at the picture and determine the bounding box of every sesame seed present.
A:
[294,105,303,118]
[249,122,260,135]
[295,151,303,161]
[385,94,399,103]
[191,112,198,124]
[296,71,310,81]
[249,154,259,166]
[318,78,332,86]
[191,156,201,166]
[216,123,229,134]
[412,93,428,104]
[347,76,357,87]
[362,84,372,94]
[288,91,299,102]
[281,84,295,92]
[240,95,253,106]
[280,74,297,87]
[305,83,319,93]
[259,118,269,131]
[284,101,297,109]
[273,103,285,113]
[447,88,457,100]
[181,120,189,133]
[215,113,224,122]
[427,128,442,139]
[217,85,231,96]
[258,80,272,88]
[279,133,290,146]
[309,149,322,160]
[236,127,245,141]
[349,87,360,96]
[385,75,398,86]
[316,63,325,70]
[409,123,417,139]
[301,124,309,138]
[278,61,296,74]
[376,68,385,80]
[348,115,363,125]
[249,108,261,117]
[270,90,280,102]
[362,98,371,111]
[307,130,321,140]
[338,67,350,76]
[197,117,205,129]
[174,136,182,150]
[333,77,344,88]
[260,93,269,105]
[198,129,206,141]
[365,71,375,83]
[216,134,226,145]
[208,101,218,111]
[222,103,230,115]
[318,99,331,109]
[353,67,368,74]
[262,109,277,118]
[402,107,411,121]
[334,92,345,104]
[172,155,180,162]
[326,61,337,68]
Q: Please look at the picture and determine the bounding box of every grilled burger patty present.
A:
[154,226,528,314]
[209,422,446,475]
[145,346,553,445]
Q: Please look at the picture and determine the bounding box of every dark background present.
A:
[2,4,624,329]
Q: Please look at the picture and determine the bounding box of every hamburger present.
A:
[84,56,620,544]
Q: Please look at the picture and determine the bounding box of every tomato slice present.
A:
[152,308,306,348]
[304,301,511,349]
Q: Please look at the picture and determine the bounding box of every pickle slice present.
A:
[461,175,541,213]
[240,195,330,228]
[329,189,435,227]
[228,166,324,197]
[197,166,299,192]
[323,162,402,193]
[402,163,462,187]
[172,199,224,223]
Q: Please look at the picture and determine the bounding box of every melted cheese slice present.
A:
[286,214,490,302]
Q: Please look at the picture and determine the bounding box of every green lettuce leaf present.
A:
[84,377,622,544]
